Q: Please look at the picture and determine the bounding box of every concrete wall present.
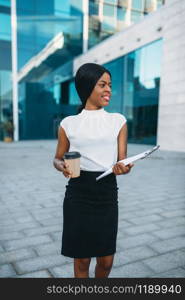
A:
[73,0,185,152]
[157,0,185,152]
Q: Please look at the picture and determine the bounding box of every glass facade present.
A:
[0,0,12,140]
[17,0,83,70]
[17,0,83,139]
[0,0,165,141]
[89,0,165,48]
[104,39,162,144]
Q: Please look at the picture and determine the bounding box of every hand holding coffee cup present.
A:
[63,151,81,178]
[61,160,72,178]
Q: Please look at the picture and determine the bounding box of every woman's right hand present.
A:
[53,158,72,178]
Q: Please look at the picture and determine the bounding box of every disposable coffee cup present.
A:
[63,151,81,178]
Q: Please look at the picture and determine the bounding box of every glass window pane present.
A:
[131,10,143,23]
[117,7,126,20]
[89,0,99,16]
[69,81,80,105]
[132,0,144,10]
[0,0,10,6]
[53,84,60,105]
[104,0,117,4]
[103,3,115,17]
[104,57,124,113]
[102,4,116,32]
[103,39,162,145]
[0,13,11,41]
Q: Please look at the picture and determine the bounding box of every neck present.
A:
[84,104,103,111]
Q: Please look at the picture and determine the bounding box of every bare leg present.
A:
[74,258,91,278]
[95,255,114,278]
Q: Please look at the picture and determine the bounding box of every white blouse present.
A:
[60,108,127,171]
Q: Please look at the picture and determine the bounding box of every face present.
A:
[85,72,112,109]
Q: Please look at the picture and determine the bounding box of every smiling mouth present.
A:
[102,96,110,101]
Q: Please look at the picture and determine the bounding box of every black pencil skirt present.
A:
[61,170,119,259]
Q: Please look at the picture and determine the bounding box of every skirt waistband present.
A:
[69,170,116,185]
[80,170,105,175]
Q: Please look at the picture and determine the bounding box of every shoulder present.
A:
[60,114,79,127]
[105,111,127,124]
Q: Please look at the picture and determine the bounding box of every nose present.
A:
[105,84,111,92]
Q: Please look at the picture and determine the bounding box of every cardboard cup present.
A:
[63,151,81,178]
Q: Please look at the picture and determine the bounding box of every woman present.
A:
[53,63,134,278]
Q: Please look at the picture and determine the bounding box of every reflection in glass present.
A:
[17,0,83,140]
[104,39,162,145]
[88,0,165,49]
[0,13,11,41]
[0,0,10,6]
[17,0,83,69]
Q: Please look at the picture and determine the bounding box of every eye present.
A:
[99,84,105,88]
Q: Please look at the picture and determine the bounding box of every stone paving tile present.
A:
[50,263,74,278]
[128,214,164,226]
[0,245,4,253]
[14,270,52,278]
[23,224,62,237]
[14,254,69,275]
[152,225,185,240]
[151,267,185,278]
[149,237,185,254]
[133,207,164,217]
[49,231,62,241]
[110,262,155,278]
[1,221,40,233]
[118,219,133,228]
[117,233,160,250]
[2,210,33,220]
[113,246,158,267]
[12,215,36,224]
[29,211,55,222]
[161,201,185,210]
[124,223,160,235]
[0,219,16,226]
[160,210,185,218]
[3,235,53,251]
[156,216,185,229]
[0,231,25,241]
[0,264,16,277]
[0,248,36,264]
[50,210,64,219]
[39,217,62,226]
[21,204,43,210]
[142,249,185,274]
[34,242,61,256]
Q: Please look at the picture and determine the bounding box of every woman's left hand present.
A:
[112,162,134,175]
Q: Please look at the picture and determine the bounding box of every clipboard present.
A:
[96,145,160,181]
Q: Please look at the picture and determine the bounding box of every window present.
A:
[0,13,11,41]
[0,0,10,7]
[104,39,162,144]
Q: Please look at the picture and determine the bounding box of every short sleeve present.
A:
[60,117,69,139]
[117,113,127,132]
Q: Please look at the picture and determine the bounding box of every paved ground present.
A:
[0,140,185,278]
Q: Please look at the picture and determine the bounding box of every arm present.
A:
[53,126,71,177]
[117,122,127,161]
[112,123,134,176]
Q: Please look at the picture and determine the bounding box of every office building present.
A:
[0,0,184,152]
